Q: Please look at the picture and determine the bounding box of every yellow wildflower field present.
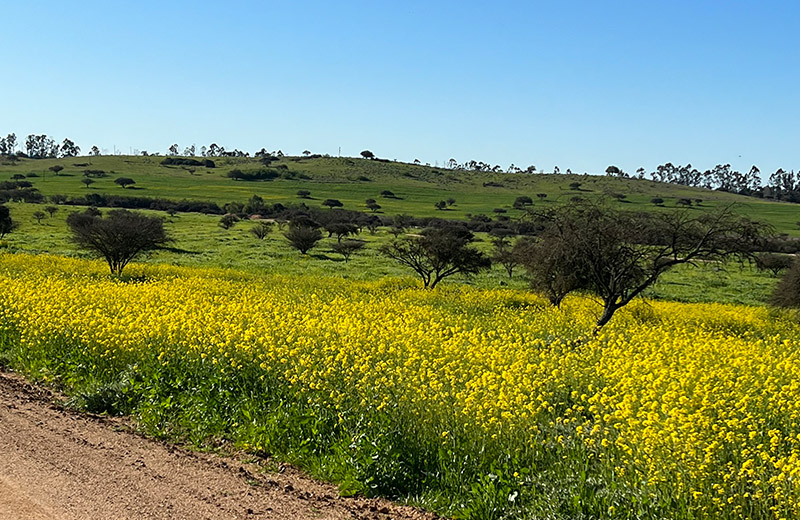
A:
[0,253,798,519]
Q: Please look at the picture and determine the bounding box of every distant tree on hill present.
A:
[81,178,95,188]
[322,199,343,209]
[168,144,179,156]
[302,150,311,156]
[90,145,101,156]
[360,150,375,159]
[49,165,64,176]
[513,196,533,210]
[114,177,136,189]
[66,209,171,275]
[59,138,80,158]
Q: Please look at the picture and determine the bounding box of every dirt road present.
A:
[0,371,438,520]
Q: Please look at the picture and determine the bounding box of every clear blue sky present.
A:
[3,1,799,176]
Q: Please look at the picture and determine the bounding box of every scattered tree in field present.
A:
[520,203,769,328]
[650,198,664,206]
[434,200,447,210]
[12,174,26,180]
[569,182,582,190]
[219,214,239,230]
[380,190,396,199]
[755,253,793,276]
[611,193,627,202]
[360,150,375,159]
[332,239,365,262]
[297,189,311,199]
[284,223,323,254]
[250,221,273,240]
[66,209,171,275]
[114,177,136,189]
[32,210,46,224]
[366,199,381,212]
[322,199,343,209]
[49,165,64,176]
[491,238,524,278]
[380,227,490,288]
[446,197,456,206]
[325,222,358,242]
[81,178,95,188]
[677,198,693,206]
[0,205,17,238]
[771,259,800,308]
[513,196,533,210]
[493,208,507,214]
[536,193,547,200]
[44,206,58,217]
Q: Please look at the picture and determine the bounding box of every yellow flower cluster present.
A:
[1,253,799,519]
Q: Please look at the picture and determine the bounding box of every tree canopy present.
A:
[66,209,171,275]
[520,203,770,328]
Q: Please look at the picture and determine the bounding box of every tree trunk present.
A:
[595,301,619,330]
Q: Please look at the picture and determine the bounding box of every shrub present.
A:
[250,221,273,240]
[297,190,311,199]
[219,214,239,230]
[771,258,800,308]
[331,239,366,262]
[285,224,323,254]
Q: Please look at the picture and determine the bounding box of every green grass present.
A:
[1,201,781,307]
[3,154,800,234]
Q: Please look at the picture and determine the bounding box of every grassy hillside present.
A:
[3,154,799,234]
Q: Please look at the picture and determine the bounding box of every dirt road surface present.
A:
[0,371,439,520]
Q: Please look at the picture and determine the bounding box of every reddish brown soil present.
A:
[0,371,440,520]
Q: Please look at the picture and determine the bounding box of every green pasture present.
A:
[1,200,780,307]
[2,154,799,234]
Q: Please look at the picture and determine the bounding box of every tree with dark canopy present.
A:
[66,209,171,275]
[0,205,16,238]
[520,202,769,328]
[284,223,323,254]
[380,226,491,288]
